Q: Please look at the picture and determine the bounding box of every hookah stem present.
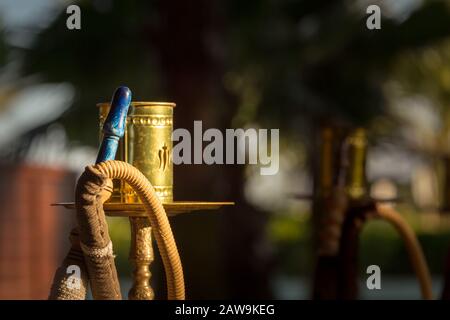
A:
[337,201,375,300]
[336,128,368,299]
[96,86,132,164]
[312,125,346,300]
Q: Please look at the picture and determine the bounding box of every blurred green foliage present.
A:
[225,0,450,131]
[106,217,131,275]
[268,211,313,276]
[21,1,164,145]
[20,0,450,143]
[269,208,450,277]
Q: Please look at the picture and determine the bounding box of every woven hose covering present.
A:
[49,160,185,300]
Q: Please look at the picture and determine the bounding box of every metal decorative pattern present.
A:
[128,217,154,300]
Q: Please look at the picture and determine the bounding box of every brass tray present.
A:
[52,201,235,217]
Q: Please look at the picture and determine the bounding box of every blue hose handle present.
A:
[96,86,132,164]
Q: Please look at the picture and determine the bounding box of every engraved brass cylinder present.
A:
[98,102,175,203]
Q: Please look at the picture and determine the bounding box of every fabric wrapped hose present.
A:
[49,160,185,300]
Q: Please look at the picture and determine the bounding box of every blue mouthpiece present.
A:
[96,86,132,164]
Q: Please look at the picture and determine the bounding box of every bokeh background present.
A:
[1,0,450,299]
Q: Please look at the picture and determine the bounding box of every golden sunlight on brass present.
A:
[99,101,175,203]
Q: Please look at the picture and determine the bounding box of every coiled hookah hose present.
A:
[49,87,184,300]
[88,160,185,300]
[375,203,433,300]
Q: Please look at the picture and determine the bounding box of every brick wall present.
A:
[0,164,76,299]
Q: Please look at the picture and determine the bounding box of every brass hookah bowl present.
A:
[55,101,233,300]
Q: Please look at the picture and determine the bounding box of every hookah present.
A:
[307,126,433,300]
[49,87,233,300]
[336,128,433,300]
